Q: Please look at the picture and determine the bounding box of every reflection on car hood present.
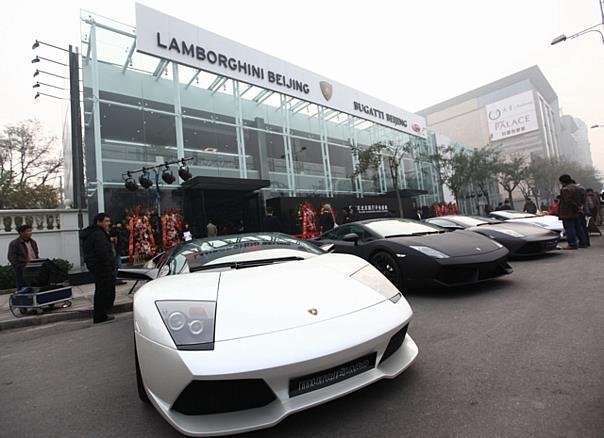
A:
[388,229,503,257]
[506,215,563,230]
[471,222,557,237]
[214,253,392,341]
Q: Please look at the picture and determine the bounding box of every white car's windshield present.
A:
[365,219,443,237]
[492,211,536,219]
[166,233,322,274]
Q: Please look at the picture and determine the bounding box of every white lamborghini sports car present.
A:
[126,233,417,437]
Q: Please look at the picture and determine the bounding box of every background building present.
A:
[559,115,593,167]
[74,6,442,235]
[417,65,561,160]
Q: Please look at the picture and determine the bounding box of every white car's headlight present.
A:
[351,264,402,302]
[409,246,450,259]
[156,301,216,350]
[498,229,525,238]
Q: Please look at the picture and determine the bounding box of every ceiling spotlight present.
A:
[31,56,40,64]
[139,169,153,189]
[124,172,138,191]
[178,162,192,181]
[161,165,176,184]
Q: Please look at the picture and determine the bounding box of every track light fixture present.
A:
[124,172,138,191]
[178,160,192,181]
[139,169,153,189]
[161,164,176,184]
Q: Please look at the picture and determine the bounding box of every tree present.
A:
[432,144,473,205]
[496,154,528,208]
[0,119,62,209]
[469,144,502,209]
[353,140,413,217]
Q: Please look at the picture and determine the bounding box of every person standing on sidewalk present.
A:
[558,175,584,250]
[7,224,39,291]
[81,213,116,323]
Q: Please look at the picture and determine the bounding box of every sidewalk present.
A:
[0,280,137,331]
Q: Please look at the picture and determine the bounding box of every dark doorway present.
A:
[181,176,270,238]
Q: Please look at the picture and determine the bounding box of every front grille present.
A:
[437,261,510,285]
[516,239,558,255]
[172,379,276,415]
[379,324,409,365]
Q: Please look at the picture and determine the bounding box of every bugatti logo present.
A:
[308,308,318,316]
[412,122,422,133]
[319,81,333,101]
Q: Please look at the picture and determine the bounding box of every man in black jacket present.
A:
[7,224,39,290]
[81,213,115,323]
[262,207,282,232]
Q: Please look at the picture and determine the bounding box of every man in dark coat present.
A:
[7,224,39,290]
[318,207,335,233]
[558,174,584,249]
[81,213,116,323]
[263,207,282,232]
[523,198,538,214]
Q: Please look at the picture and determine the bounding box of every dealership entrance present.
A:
[181,176,270,237]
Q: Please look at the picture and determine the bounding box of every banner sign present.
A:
[485,90,539,141]
[135,3,427,138]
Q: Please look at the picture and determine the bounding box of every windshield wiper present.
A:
[190,256,305,272]
[386,231,444,238]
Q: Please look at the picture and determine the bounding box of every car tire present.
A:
[135,338,151,404]
[370,251,403,289]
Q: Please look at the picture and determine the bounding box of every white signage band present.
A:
[135,3,427,138]
[485,90,539,141]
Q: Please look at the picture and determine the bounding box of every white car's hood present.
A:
[509,215,563,230]
[213,253,382,342]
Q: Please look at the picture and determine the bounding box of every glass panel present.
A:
[328,144,355,194]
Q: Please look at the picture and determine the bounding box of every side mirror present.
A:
[118,268,157,281]
[342,233,360,244]
[320,243,335,253]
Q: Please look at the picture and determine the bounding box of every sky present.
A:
[1,0,603,176]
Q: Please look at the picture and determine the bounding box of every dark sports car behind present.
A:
[315,219,512,289]
[424,215,560,257]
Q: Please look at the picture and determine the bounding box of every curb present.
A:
[0,302,132,331]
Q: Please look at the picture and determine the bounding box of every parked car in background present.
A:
[424,215,559,257]
[488,210,565,239]
[314,219,512,289]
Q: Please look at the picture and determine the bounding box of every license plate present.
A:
[289,352,377,397]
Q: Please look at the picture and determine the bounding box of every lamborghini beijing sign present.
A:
[135,3,426,138]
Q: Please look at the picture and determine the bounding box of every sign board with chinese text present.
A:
[485,91,539,141]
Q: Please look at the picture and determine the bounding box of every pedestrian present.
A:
[494,202,503,211]
[557,175,586,250]
[415,208,423,220]
[501,199,512,210]
[572,179,590,247]
[206,220,217,237]
[484,204,493,215]
[7,224,39,291]
[318,207,335,233]
[81,213,116,323]
[263,207,282,232]
[522,198,537,214]
[585,188,602,235]
[550,197,560,216]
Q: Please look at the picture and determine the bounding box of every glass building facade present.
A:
[79,11,443,221]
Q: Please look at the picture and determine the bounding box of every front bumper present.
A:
[135,300,417,437]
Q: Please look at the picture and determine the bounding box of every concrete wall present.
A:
[0,210,88,269]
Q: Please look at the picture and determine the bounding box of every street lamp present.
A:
[591,124,603,129]
[34,91,67,100]
[550,23,604,46]
[32,39,68,52]
[32,81,66,91]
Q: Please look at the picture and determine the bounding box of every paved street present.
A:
[1,238,603,438]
